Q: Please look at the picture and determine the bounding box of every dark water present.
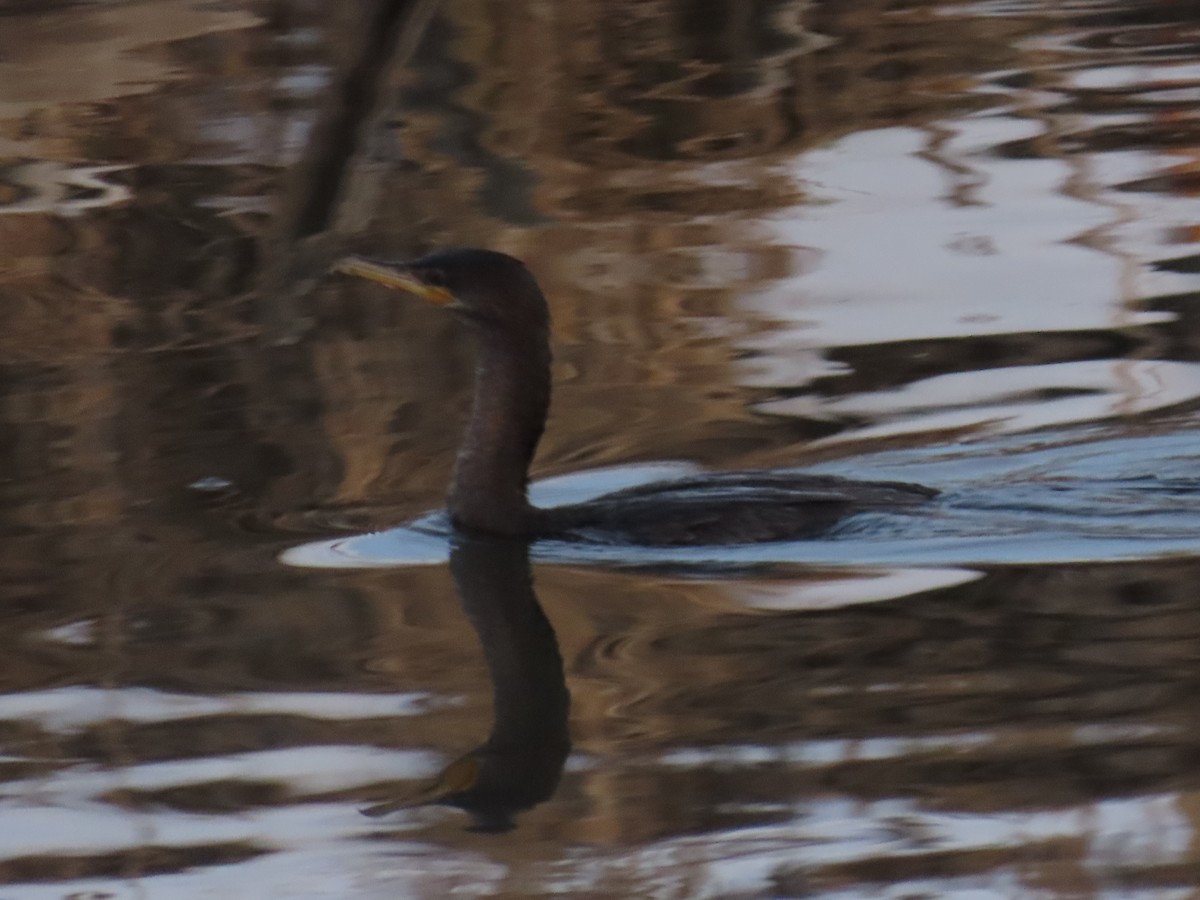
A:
[2,0,1200,896]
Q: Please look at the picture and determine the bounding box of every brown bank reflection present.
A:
[525,557,1200,895]
[364,535,570,833]
[1,0,1200,894]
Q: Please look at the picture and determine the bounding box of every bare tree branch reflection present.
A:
[257,0,444,341]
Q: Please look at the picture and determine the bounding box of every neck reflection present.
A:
[365,535,570,832]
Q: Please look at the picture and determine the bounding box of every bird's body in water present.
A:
[336,248,935,546]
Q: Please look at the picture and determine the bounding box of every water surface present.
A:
[2,0,1200,897]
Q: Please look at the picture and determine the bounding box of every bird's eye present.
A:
[421,269,448,288]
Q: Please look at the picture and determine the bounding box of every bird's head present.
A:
[334,247,548,333]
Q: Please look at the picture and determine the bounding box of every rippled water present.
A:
[3,0,1200,897]
[286,422,1200,573]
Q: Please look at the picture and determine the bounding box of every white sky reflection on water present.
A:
[0,687,441,731]
[763,359,1200,443]
[737,126,1168,361]
[530,793,1194,900]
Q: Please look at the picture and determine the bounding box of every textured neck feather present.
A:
[448,325,551,535]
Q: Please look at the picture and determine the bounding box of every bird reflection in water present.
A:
[363,535,570,832]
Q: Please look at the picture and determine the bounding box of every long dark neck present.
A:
[448,322,551,536]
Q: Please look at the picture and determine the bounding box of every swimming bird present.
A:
[334,248,935,546]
